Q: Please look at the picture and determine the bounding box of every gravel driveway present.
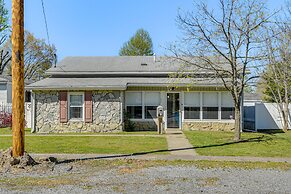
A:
[0,159,290,194]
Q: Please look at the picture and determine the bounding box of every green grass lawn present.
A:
[0,128,159,135]
[0,128,31,135]
[0,136,168,154]
[184,131,291,157]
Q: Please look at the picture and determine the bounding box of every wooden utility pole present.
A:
[12,0,25,157]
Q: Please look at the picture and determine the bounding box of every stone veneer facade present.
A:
[34,91,122,133]
[34,91,235,133]
[182,122,235,131]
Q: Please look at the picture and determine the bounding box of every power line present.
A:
[41,0,50,45]
[40,0,57,67]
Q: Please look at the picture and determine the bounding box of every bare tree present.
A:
[170,0,273,140]
[260,5,291,132]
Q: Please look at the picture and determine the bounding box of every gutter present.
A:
[27,86,127,91]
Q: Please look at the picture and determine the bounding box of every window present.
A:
[25,91,31,102]
[125,92,161,119]
[125,92,142,119]
[0,84,6,90]
[221,107,235,119]
[126,106,142,119]
[221,92,235,119]
[203,92,218,119]
[69,93,84,120]
[184,92,200,119]
[184,107,200,119]
[144,92,160,119]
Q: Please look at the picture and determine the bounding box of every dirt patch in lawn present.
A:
[0,148,37,172]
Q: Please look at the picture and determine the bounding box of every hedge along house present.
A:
[27,56,237,133]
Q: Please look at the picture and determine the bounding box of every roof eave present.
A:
[26,86,127,91]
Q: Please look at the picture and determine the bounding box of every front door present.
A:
[167,93,180,128]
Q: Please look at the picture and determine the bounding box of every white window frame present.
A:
[68,92,85,121]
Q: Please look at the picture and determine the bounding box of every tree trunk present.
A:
[234,106,241,141]
[282,103,289,133]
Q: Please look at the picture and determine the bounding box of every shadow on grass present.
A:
[55,135,270,165]
[256,130,285,135]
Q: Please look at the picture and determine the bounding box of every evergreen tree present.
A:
[119,29,153,56]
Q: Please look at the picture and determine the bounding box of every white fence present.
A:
[244,102,291,131]
[0,103,12,113]
[0,102,31,128]
[255,103,291,130]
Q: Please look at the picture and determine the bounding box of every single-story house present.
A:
[27,56,237,133]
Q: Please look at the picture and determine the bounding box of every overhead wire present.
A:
[40,0,57,67]
[40,0,50,46]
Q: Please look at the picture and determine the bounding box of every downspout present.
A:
[120,91,125,131]
[31,91,36,133]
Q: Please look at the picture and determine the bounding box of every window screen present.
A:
[184,92,200,119]
[125,92,142,119]
[203,92,218,119]
[144,92,160,119]
[221,92,235,119]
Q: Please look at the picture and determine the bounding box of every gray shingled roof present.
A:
[26,77,226,90]
[46,56,229,75]
[28,56,231,90]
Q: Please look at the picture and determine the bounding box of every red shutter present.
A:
[59,91,68,123]
[85,91,93,123]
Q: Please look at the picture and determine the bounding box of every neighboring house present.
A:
[0,76,12,104]
[0,75,33,128]
[0,75,32,104]
[27,56,237,133]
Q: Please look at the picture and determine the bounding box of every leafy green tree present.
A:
[0,0,11,74]
[6,31,57,81]
[119,29,154,56]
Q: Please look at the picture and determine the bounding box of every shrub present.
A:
[124,111,135,132]
[0,112,12,128]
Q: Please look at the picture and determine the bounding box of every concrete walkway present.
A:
[165,128,197,157]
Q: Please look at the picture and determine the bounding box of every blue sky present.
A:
[4,0,287,60]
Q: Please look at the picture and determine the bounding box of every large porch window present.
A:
[221,92,235,119]
[202,92,218,119]
[125,92,142,119]
[144,92,160,119]
[125,91,160,119]
[184,92,200,119]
